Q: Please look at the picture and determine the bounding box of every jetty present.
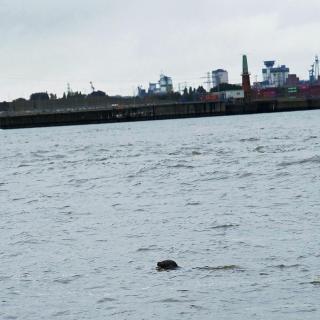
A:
[1,97,320,129]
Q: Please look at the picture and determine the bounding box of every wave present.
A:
[168,164,194,169]
[209,224,239,230]
[240,137,260,142]
[310,279,320,285]
[53,274,83,284]
[254,146,266,153]
[273,264,301,269]
[278,155,320,167]
[136,245,160,252]
[304,135,318,142]
[237,172,253,178]
[185,201,201,206]
[97,297,117,303]
[155,298,196,303]
[196,265,243,271]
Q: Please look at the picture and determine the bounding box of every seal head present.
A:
[157,260,179,270]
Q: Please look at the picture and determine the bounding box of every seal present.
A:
[157,260,179,270]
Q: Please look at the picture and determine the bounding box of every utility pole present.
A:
[177,82,188,94]
[206,72,212,92]
[201,72,212,92]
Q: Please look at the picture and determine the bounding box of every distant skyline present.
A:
[1,0,320,101]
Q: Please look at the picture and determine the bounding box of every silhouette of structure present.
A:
[242,55,251,101]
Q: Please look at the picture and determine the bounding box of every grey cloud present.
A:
[0,0,319,100]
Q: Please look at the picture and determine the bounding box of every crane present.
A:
[315,55,319,80]
[309,64,315,83]
[90,81,95,93]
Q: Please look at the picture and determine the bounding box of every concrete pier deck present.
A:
[1,98,320,129]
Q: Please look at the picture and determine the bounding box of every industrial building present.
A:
[286,74,300,86]
[148,83,158,95]
[159,74,173,94]
[212,69,228,88]
[148,74,173,95]
[262,61,290,87]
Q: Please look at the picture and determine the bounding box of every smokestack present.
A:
[243,55,249,74]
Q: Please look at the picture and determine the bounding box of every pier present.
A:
[1,98,320,129]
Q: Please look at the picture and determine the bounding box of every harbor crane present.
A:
[309,55,319,83]
[90,81,95,92]
[309,64,315,83]
[315,55,319,80]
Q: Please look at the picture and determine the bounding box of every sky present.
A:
[0,0,320,101]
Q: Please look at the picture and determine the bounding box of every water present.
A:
[1,110,320,319]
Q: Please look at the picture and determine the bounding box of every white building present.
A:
[212,69,229,88]
[148,74,173,95]
[262,61,290,87]
[159,74,173,94]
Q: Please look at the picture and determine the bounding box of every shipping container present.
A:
[257,88,278,98]
[224,90,244,100]
[200,94,219,102]
[309,85,320,97]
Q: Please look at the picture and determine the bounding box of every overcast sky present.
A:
[0,0,319,101]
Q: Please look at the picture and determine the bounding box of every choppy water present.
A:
[1,111,320,319]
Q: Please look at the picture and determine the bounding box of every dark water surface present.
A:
[1,111,320,319]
